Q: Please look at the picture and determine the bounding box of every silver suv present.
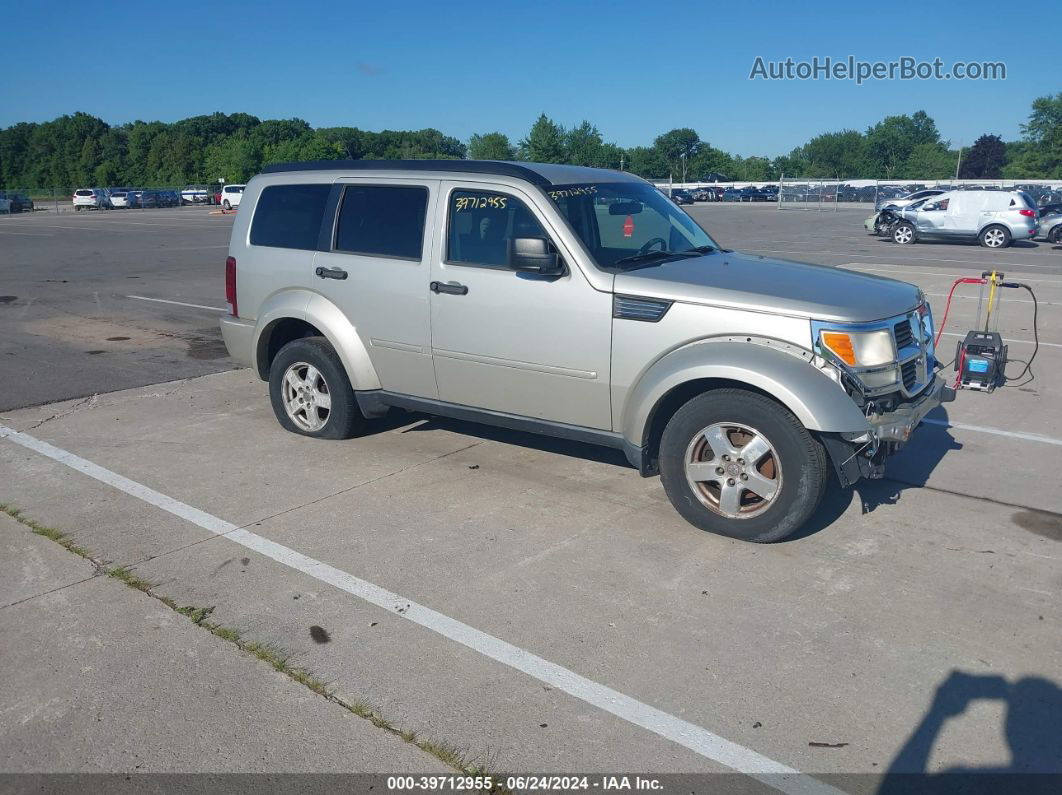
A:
[890,189,1040,248]
[220,161,951,542]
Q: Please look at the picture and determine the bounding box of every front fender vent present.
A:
[613,295,672,322]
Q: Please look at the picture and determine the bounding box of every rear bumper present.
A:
[219,315,255,370]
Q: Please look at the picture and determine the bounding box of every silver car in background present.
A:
[890,190,1040,248]
[874,188,945,212]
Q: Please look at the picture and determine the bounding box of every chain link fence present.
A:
[0,185,228,215]
[777,178,1062,211]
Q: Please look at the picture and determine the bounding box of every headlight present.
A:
[819,329,896,367]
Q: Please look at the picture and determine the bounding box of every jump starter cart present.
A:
[954,271,1008,392]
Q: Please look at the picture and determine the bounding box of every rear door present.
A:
[311,178,439,398]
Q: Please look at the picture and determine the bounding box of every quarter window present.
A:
[334,185,428,259]
[250,184,331,250]
[447,190,548,268]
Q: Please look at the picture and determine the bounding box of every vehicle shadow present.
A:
[386,406,962,540]
[794,406,961,539]
[877,669,1062,793]
[393,412,633,468]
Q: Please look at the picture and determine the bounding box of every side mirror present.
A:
[508,237,562,275]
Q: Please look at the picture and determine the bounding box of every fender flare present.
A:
[621,338,871,449]
[252,289,380,391]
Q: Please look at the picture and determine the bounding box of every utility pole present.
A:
[954,145,963,181]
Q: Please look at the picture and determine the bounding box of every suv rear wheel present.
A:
[268,337,364,439]
[659,389,828,543]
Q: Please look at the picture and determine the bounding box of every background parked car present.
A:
[220,184,245,209]
[181,186,209,204]
[109,190,132,208]
[0,191,35,213]
[72,188,111,210]
[721,187,743,201]
[890,190,1039,248]
[670,188,694,205]
[0,196,11,214]
[875,188,945,212]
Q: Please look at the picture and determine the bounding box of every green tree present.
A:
[626,146,668,179]
[468,132,515,160]
[959,134,1007,179]
[1004,93,1062,178]
[565,121,605,167]
[902,143,956,179]
[520,114,567,163]
[864,111,944,178]
[796,130,866,178]
[653,128,702,180]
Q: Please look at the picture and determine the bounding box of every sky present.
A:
[1,1,1051,157]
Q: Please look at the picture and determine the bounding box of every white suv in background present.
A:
[72,189,111,210]
[220,184,245,210]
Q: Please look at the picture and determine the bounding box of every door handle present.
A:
[430,281,468,296]
[315,266,348,280]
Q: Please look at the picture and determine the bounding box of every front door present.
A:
[428,181,613,430]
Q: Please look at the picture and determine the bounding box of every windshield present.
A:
[545,182,719,268]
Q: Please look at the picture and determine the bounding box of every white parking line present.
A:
[0,423,837,795]
[922,419,1062,447]
[126,295,226,312]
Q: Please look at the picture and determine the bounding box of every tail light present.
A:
[225,256,237,317]
[1019,209,1035,217]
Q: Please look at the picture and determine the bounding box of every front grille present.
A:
[894,318,914,349]
[901,359,918,390]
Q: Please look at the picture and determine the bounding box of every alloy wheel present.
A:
[281,361,332,432]
[684,422,782,519]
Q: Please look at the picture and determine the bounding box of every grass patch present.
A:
[1,502,91,558]
[106,565,153,592]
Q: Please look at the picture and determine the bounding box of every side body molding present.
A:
[621,339,871,447]
[252,290,381,391]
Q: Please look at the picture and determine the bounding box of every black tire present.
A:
[268,336,364,439]
[979,224,1011,248]
[659,389,828,543]
[1050,226,1062,244]
[892,222,916,245]
[222,199,231,210]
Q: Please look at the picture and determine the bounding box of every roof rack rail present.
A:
[259,159,552,186]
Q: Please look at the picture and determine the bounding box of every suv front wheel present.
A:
[659,389,828,543]
[268,337,364,439]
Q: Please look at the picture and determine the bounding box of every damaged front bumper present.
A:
[823,375,955,487]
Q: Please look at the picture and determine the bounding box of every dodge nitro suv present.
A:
[220,160,952,542]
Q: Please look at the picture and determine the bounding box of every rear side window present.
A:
[334,185,428,259]
[250,184,331,250]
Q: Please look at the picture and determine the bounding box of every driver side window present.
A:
[447,190,549,269]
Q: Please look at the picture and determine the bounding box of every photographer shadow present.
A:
[879,669,1062,792]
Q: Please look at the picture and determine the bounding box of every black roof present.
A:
[260,159,552,187]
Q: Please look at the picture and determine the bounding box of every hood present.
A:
[613,250,922,323]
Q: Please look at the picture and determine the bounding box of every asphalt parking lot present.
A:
[1,203,1060,790]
